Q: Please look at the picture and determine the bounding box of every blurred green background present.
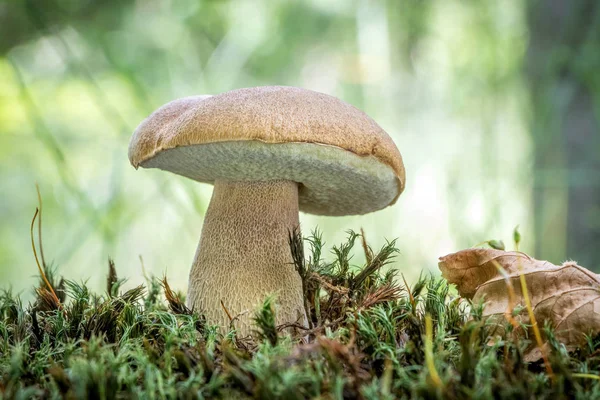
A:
[1,0,599,298]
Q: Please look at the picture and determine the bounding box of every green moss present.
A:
[2,230,600,399]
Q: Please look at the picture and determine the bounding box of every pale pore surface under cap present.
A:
[142,140,399,216]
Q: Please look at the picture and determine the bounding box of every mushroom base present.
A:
[187,179,307,335]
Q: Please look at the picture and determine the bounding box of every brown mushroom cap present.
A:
[128,86,405,216]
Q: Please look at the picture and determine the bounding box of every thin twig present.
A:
[279,315,346,336]
[221,300,234,322]
[310,273,350,295]
[35,183,46,268]
[30,208,61,309]
[360,228,373,265]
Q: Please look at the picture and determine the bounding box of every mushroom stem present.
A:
[187,179,306,334]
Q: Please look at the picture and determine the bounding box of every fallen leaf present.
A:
[439,249,600,362]
[438,249,542,299]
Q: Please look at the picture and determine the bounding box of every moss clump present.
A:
[2,230,600,399]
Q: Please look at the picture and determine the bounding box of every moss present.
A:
[2,230,600,399]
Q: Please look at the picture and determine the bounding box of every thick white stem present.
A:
[187,180,306,334]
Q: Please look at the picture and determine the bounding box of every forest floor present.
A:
[1,229,600,399]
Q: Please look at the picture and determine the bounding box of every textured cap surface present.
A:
[128,86,405,215]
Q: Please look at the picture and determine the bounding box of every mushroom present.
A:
[128,86,405,334]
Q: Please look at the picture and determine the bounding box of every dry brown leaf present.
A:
[439,249,600,361]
